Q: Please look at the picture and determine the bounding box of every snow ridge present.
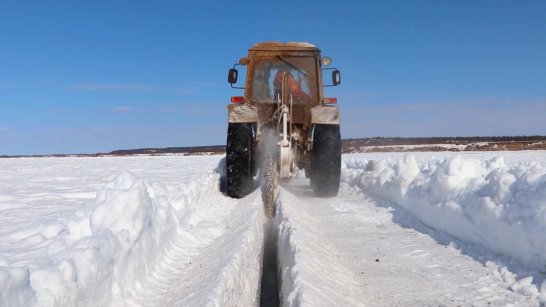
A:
[0,158,265,307]
[344,154,546,297]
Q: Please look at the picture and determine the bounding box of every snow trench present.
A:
[0,159,265,306]
[343,154,546,273]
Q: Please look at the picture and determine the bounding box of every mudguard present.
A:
[227,104,258,123]
[310,105,340,125]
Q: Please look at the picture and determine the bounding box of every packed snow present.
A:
[1,151,545,306]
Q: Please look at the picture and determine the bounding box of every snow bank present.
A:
[1,171,154,306]
[0,157,264,306]
[344,154,546,273]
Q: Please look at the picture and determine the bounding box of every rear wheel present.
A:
[226,123,254,198]
[311,124,341,197]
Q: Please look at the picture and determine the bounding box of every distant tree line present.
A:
[2,136,545,158]
[109,145,225,155]
[343,136,546,146]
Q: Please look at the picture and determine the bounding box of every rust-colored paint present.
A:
[228,42,332,127]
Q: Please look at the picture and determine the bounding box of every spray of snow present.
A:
[259,126,281,217]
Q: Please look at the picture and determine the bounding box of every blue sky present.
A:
[1,1,545,155]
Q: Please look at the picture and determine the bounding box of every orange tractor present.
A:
[226,42,342,216]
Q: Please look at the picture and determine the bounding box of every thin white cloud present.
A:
[69,82,197,94]
[114,106,134,113]
[72,83,142,91]
[0,126,8,134]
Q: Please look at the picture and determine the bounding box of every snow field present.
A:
[0,156,267,306]
[2,152,546,306]
[343,152,546,298]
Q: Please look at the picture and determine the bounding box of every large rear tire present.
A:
[226,123,254,198]
[311,124,341,197]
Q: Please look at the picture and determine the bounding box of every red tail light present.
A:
[324,97,337,104]
[231,96,245,104]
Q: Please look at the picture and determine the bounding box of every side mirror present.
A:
[228,68,238,84]
[332,69,341,86]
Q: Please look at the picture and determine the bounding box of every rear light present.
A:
[231,96,245,104]
[324,97,337,104]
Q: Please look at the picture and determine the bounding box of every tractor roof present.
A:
[249,41,320,52]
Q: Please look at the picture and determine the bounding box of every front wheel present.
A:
[310,124,341,197]
[226,123,254,198]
